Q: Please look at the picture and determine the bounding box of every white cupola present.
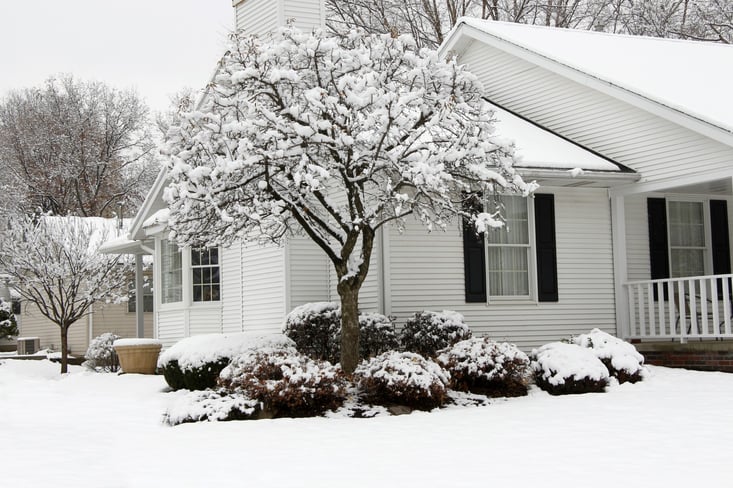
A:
[232,0,326,36]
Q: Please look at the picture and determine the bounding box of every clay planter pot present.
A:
[113,339,162,374]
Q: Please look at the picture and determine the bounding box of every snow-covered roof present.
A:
[454,19,733,135]
[490,103,619,172]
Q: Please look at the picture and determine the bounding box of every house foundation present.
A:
[633,340,733,373]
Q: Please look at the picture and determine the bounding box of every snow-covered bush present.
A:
[531,342,609,395]
[355,351,450,410]
[163,389,260,426]
[158,333,294,391]
[357,313,400,359]
[400,311,472,357]
[219,346,347,418]
[284,304,399,363]
[437,337,531,397]
[283,302,341,363]
[83,333,121,372]
[571,329,645,383]
[0,298,18,340]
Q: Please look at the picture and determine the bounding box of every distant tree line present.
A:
[327,0,733,48]
[0,75,160,219]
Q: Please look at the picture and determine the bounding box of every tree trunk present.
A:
[60,324,69,374]
[338,282,361,374]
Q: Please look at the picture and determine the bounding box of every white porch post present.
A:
[610,192,630,338]
[135,254,145,338]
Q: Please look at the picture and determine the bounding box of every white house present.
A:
[105,0,733,352]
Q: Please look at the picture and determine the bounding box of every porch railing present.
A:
[624,274,733,342]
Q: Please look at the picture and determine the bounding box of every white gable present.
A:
[456,19,733,135]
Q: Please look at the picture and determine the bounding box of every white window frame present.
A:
[157,237,222,312]
[160,239,183,305]
[666,196,713,278]
[190,248,221,303]
[484,194,538,303]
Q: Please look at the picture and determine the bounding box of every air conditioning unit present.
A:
[17,337,40,355]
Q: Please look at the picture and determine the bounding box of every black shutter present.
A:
[647,198,669,300]
[710,200,731,282]
[534,194,558,302]
[463,219,486,303]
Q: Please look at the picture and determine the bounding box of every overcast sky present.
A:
[0,0,234,111]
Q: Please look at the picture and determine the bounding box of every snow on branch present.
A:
[162,26,535,271]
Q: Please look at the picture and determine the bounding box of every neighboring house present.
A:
[17,217,154,356]
[105,0,733,352]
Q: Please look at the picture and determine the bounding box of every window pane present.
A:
[209,248,219,265]
[486,196,529,245]
[487,247,529,296]
[161,240,182,304]
[669,201,705,247]
[671,249,705,278]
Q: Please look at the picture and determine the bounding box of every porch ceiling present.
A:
[665,177,733,196]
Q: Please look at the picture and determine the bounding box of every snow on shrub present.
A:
[283,302,341,362]
[219,346,347,418]
[355,351,450,410]
[163,389,260,426]
[357,313,399,359]
[400,310,472,357]
[284,303,399,362]
[437,337,531,397]
[158,333,294,391]
[83,333,121,372]
[531,342,609,395]
[571,329,645,383]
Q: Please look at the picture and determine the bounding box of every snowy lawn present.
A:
[1,359,731,488]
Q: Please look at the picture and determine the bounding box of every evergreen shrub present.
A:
[531,342,609,395]
[437,337,531,397]
[400,310,472,357]
[355,351,450,410]
[219,346,347,418]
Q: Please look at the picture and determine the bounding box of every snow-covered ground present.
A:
[1,359,731,488]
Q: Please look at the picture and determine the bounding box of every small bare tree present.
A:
[0,75,160,218]
[0,216,132,373]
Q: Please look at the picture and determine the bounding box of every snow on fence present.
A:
[624,274,733,342]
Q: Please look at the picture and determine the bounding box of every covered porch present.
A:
[611,170,733,345]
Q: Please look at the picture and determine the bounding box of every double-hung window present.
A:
[463,193,558,303]
[161,239,183,304]
[192,248,220,302]
[667,200,706,278]
[486,195,531,298]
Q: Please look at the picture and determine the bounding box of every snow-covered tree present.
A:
[0,75,159,218]
[162,27,534,373]
[0,216,132,373]
[0,297,18,340]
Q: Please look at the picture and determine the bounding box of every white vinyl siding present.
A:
[458,43,733,184]
[221,243,244,333]
[241,241,287,334]
[235,0,324,35]
[235,0,279,35]
[288,236,330,310]
[283,0,324,31]
[387,188,615,351]
[156,309,186,349]
[624,195,651,283]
